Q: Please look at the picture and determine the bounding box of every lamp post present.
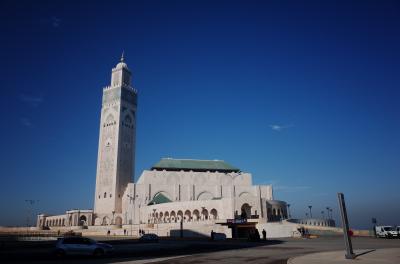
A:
[138,203,141,236]
[308,205,313,218]
[287,204,291,219]
[326,207,331,219]
[228,173,241,220]
[153,208,158,235]
[24,199,39,234]
[127,194,134,236]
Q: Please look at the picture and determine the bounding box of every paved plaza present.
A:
[1,236,400,264]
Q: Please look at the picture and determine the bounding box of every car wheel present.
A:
[93,248,104,257]
[55,249,65,258]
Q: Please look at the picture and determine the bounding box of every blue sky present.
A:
[1,0,399,229]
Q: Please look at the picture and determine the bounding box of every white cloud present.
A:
[269,124,294,131]
[20,94,44,107]
[51,17,61,28]
[20,118,32,127]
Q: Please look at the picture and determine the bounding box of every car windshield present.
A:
[62,237,95,244]
[383,227,395,231]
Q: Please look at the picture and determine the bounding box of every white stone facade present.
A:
[93,54,137,222]
[118,169,274,228]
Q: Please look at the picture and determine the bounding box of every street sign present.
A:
[227,218,247,224]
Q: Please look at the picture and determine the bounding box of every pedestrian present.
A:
[255,229,260,241]
[262,229,266,240]
[124,229,126,235]
[107,230,110,236]
[211,230,215,241]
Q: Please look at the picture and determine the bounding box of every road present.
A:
[1,236,399,264]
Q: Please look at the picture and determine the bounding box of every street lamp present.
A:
[308,205,313,218]
[227,173,241,220]
[326,207,331,219]
[24,199,39,234]
[153,208,158,235]
[127,194,134,236]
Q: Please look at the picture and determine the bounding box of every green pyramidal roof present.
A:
[151,158,240,172]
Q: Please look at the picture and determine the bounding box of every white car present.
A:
[375,226,398,238]
[55,237,114,257]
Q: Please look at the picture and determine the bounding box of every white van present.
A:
[375,226,398,238]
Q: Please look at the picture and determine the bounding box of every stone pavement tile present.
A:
[287,248,400,264]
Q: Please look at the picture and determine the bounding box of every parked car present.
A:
[54,237,114,257]
[396,226,400,238]
[139,233,159,243]
[213,232,227,241]
[375,226,398,238]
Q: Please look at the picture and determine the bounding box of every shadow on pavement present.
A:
[0,238,284,264]
[355,249,376,258]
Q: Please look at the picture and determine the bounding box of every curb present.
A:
[286,256,295,264]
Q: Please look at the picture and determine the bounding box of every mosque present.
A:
[36,56,325,238]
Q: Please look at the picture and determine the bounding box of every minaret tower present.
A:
[94,54,137,224]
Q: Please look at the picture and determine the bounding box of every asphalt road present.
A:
[155,237,400,264]
[1,236,400,264]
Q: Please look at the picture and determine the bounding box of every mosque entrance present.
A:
[219,219,257,239]
[230,222,257,238]
[235,225,256,238]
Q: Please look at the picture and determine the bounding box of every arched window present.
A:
[184,210,191,222]
[104,192,107,198]
[193,210,200,221]
[241,203,251,219]
[201,208,209,220]
[79,215,87,226]
[177,211,183,222]
[210,209,218,220]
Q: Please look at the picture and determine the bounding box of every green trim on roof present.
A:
[148,193,172,205]
[151,158,240,172]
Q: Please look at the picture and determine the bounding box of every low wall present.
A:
[256,222,301,238]
[81,221,230,238]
